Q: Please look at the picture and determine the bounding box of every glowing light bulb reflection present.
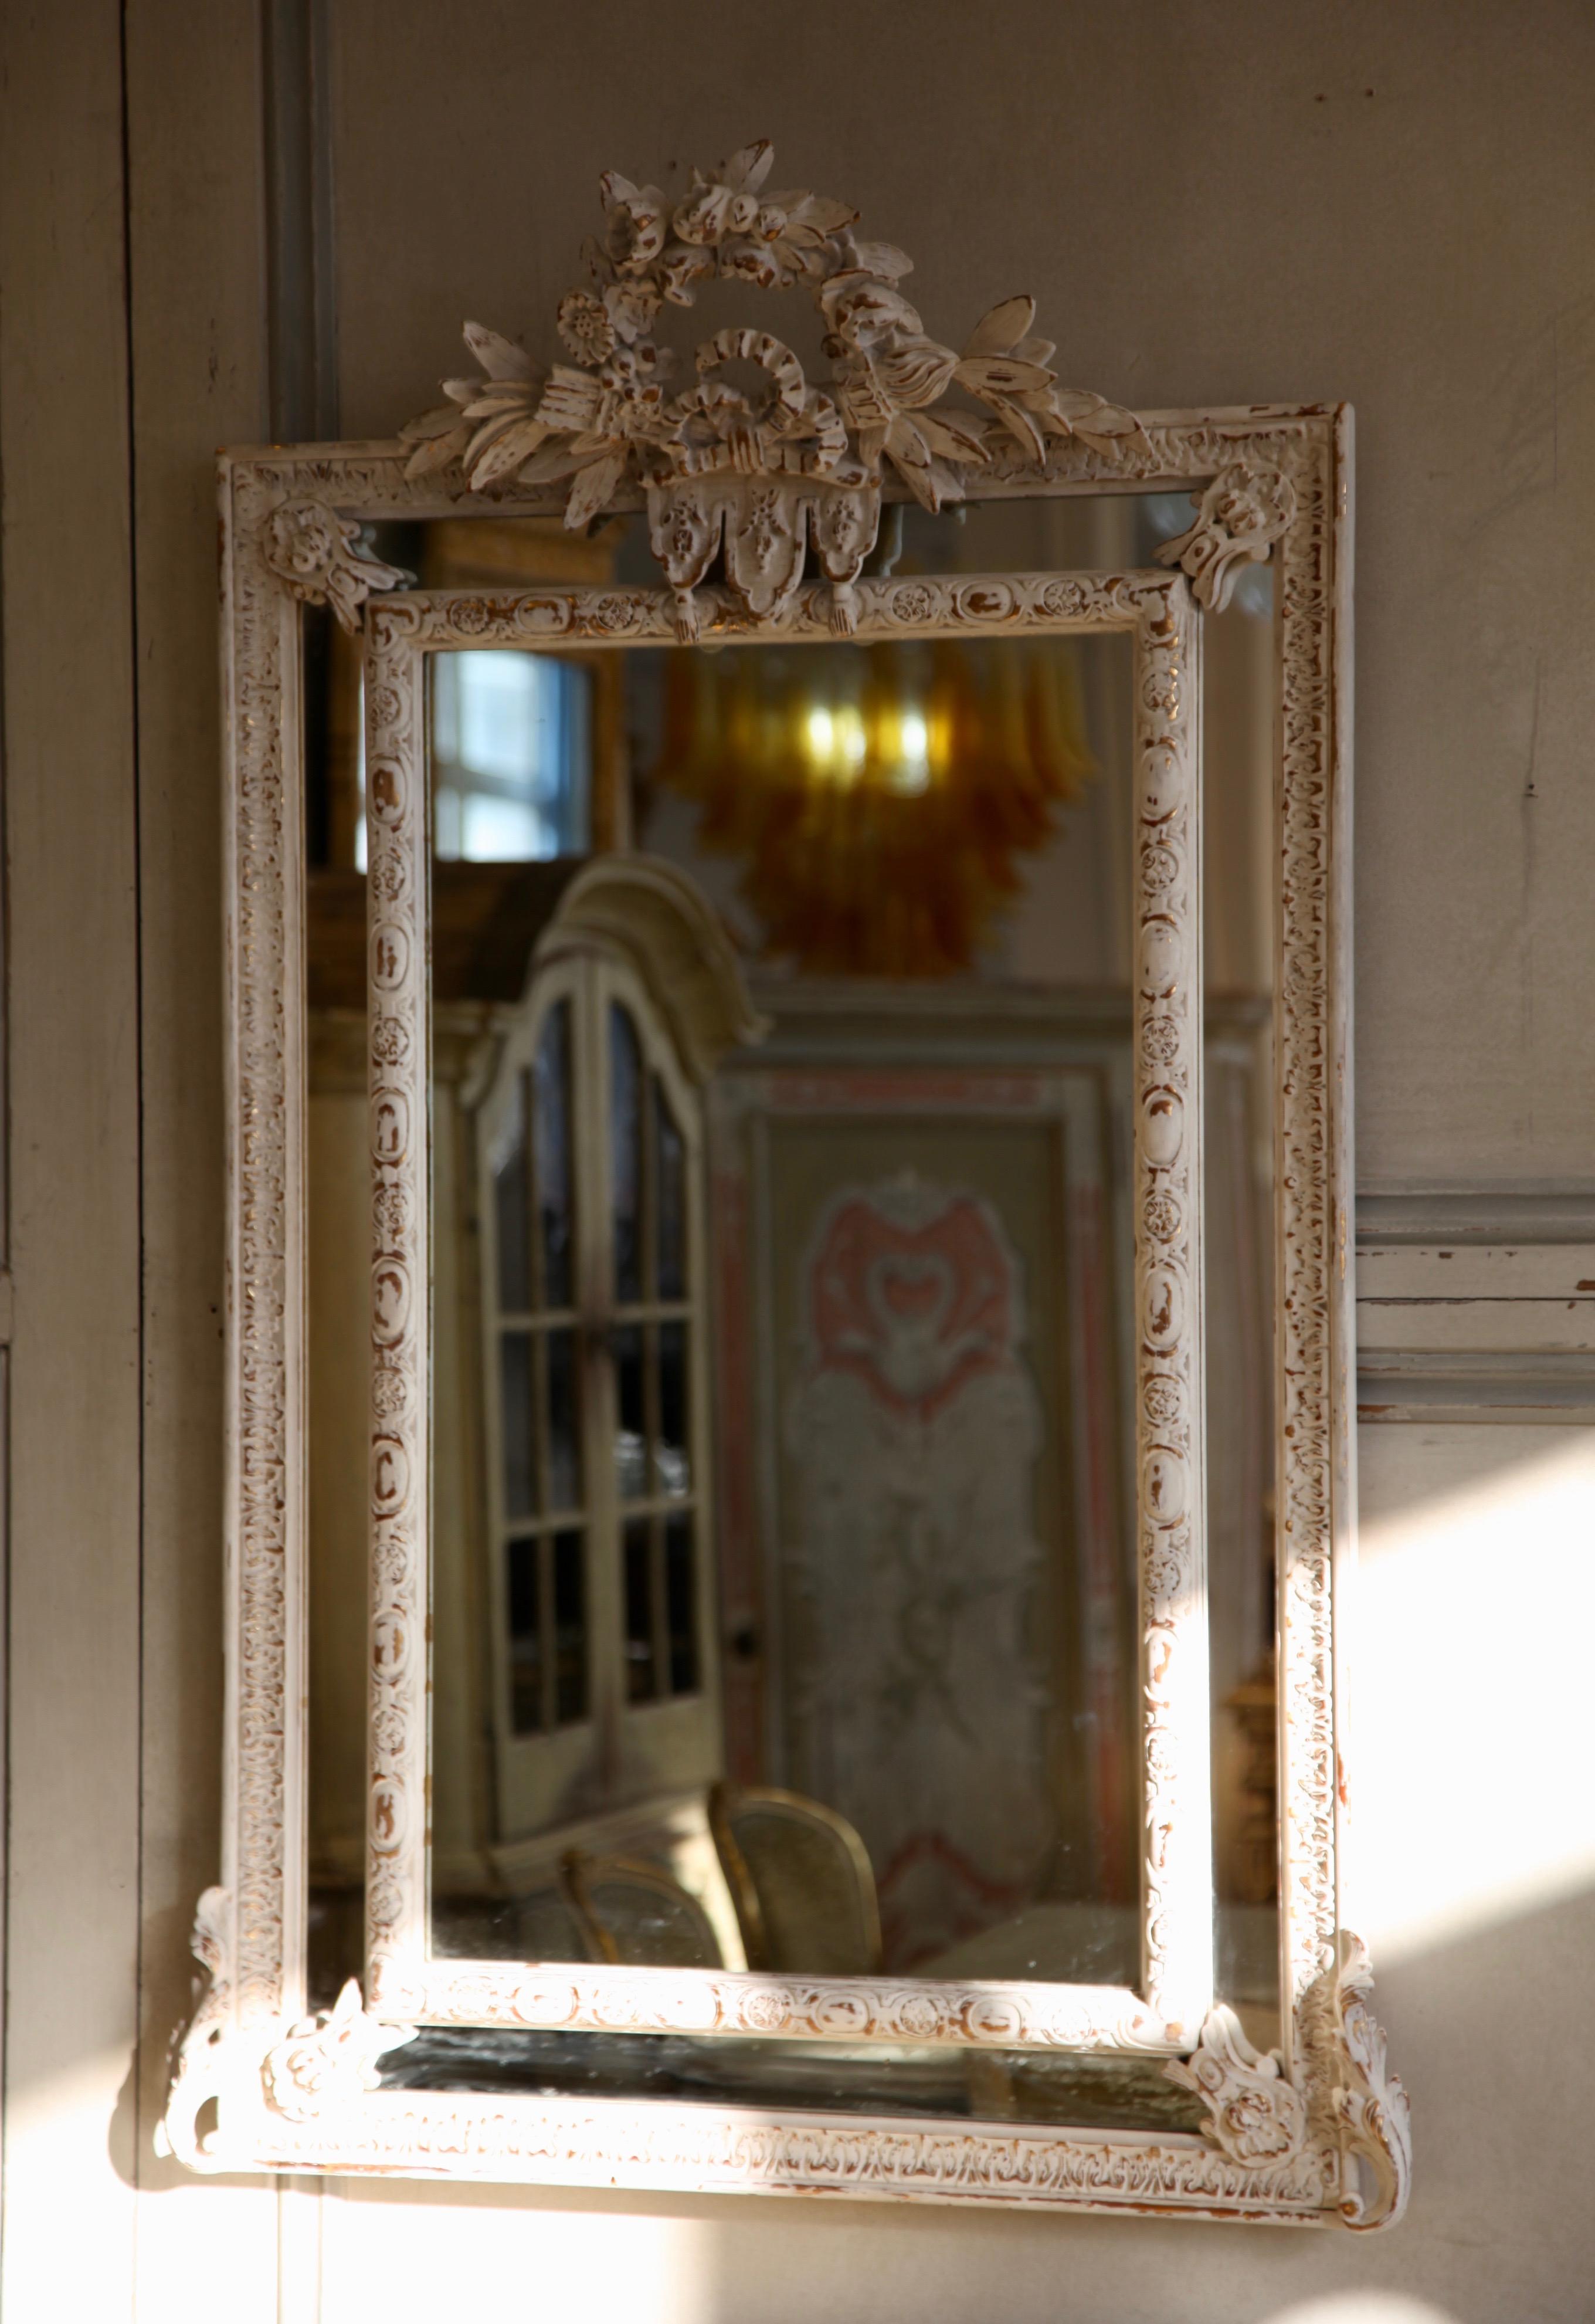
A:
[802,702,866,787]
[800,696,936,793]
[892,710,931,794]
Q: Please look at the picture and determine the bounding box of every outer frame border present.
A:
[160,407,1402,2227]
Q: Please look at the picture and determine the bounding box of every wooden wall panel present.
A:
[121,0,285,2315]
[0,5,141,2316]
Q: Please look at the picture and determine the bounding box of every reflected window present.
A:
[432,651,592,862]
[490,997,589,1737]
[482,974,708,1781]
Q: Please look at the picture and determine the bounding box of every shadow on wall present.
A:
[297,1428,1595,2324]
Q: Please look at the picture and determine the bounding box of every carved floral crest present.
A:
[400,140,1151,636]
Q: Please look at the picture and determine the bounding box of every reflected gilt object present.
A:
[1224,1653,1280,1906]
[654,637,1096,973]
[558,1849,725,1969]
[708,1782,883,1977]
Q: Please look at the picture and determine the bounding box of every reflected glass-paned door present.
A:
[480,945,721,1845]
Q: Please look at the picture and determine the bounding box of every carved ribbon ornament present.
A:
[399,140,1152,636]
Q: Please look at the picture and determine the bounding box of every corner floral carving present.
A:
[259,497,413,633]
[399,140,1149,635]
[1328,1932,1413,2231]
[1155,462,1296,611]
[263,1980,416,2123]
[1169,1930,1411,2231]
[1165,2004,1311,2170]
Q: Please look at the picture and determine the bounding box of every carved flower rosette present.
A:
[399,140,1150,636]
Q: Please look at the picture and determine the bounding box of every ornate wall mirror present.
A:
[161,142,1408,2227]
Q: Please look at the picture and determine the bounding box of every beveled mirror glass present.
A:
[162,140,1406,2229]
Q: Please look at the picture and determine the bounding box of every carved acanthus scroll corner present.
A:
[154,1883,234,2168]
[399,138,1151,635]
[157,1892,418,2166]
[1168,1930,1410,2231]
[1326,1930,1413,2232]
[1155,460,1296,611]
[259,496,413,633]
[1165,2003,1311,2172]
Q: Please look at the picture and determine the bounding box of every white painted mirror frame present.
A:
[158,143,1407,2227]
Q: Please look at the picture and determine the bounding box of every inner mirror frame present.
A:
[362,570,1211,2055]
[158,232,1403,2216]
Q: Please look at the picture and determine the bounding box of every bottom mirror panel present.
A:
[375,2023,1209,2136]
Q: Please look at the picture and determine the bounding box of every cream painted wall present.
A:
[332,0,1595,1198]
[3,3,1593,2319]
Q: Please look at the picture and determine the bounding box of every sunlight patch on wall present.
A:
[1352,1427,1595,1963]
[1264,2295,1461,2324]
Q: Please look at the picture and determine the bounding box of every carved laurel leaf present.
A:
[399,402,468,442]
[1048,385,1150,453]
[721,139,775,194]
[462,320,535,381]
[963,295,1037,356]
[400,405,472,480]
[875,337,959,409]
[565,449,628,529]
[534,365,606,435]
[464,407,538,471]
[515,439,599,485]
[850,237,914,280]
[985,393,1050,464]
[460,379,542,419]
[779,192,858,237]
[954,354,1055,395]
[470,416,551,488]
[883,414,939,508]
[919,409,990,465]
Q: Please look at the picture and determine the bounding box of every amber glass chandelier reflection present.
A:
[653,639,1096,976]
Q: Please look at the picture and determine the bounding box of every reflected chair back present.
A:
[557,1848,724,1969]
[708,1783,883,1976]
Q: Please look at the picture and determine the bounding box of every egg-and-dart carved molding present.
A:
[173,382,1375,2221]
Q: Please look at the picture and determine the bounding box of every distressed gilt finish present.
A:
[359,572,1211,2055]
[158,137,1394,2224]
